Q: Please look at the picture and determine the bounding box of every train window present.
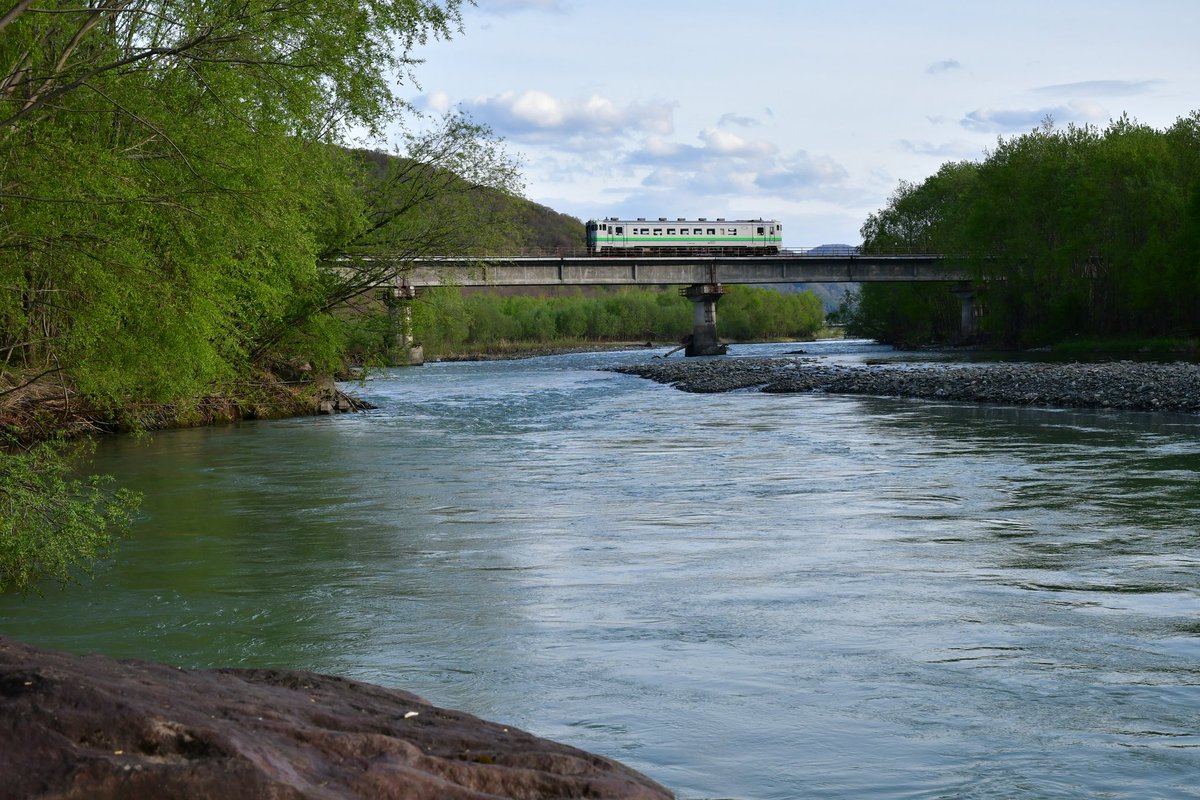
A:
[667,228,676,235]
[615,226,623,234]
[694,228,702,235]
[641,228,649,235]
[706,228,715,235]
[757,227,764,235]
[653,228,662,235]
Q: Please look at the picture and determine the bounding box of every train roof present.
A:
[587,217,780,224]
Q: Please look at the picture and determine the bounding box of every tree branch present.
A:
[0,0,34,34]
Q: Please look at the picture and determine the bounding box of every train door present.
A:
[588,220,616,253]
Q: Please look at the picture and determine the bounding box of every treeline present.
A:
[0,0,529,592]
[843,113,1200,347]
[378,285,826,358]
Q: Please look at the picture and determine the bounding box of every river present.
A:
[3,340,1200,799]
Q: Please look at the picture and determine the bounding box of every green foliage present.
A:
[405,285,825,358]
[1,436,140,594]
[502,202,587,252]
[719,285,825,341]
[0,0,491,406]
[855,112,1200,347]
[840,284,960,347]
[860,161,979,255]
[1051,336,1199,356]
[0,0,532,591]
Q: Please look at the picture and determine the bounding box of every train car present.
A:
[585,217,782,255]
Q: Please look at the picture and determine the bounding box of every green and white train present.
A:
[585,217,783,255]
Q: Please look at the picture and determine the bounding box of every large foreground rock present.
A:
[0,637,671,800]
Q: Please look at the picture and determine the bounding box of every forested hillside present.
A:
[844,114,1200,348]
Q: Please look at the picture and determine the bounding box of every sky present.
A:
[386,0,1200,247]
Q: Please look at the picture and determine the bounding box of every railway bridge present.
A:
[376,249,973,359]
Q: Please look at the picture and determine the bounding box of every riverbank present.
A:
[426,340,665,363]
[0,637,671,800]
[610,357,1200,413]
[0,367,368,443]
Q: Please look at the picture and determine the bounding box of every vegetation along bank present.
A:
[841,114,1200,348]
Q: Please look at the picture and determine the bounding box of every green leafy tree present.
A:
[853,160,978,345]
[0,0,487,403]
[852,113,1200,347]
[0,0,529,591]
[1,435,140,593]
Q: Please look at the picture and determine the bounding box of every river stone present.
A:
[610,358,1200,414]
[0,637,672,800]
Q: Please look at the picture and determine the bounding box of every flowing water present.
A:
[3,341,1200,799]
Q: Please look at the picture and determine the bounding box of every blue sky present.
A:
[390,0,1200,246]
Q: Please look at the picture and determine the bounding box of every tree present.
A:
[1,435,140,593]
[851,113,1200,347]
[1,0,490,405]
[1,0,530,591]
[854,161,977,345]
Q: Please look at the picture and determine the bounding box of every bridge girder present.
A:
[387,254,968,289]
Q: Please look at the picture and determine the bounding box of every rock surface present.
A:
[0,637,672,800]
[611,357,1200,414]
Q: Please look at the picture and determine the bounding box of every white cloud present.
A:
[755,153,849,192]
[473,0,570,16]
[717,112,761,129]
[459,90,676,140]
[623,125,848,202]
[421,90,453,115]
[927,59,962,74]
[1033,79,1160,97]
[897,138,984,158]
[960,102,1108,132]
[627,128,778,169]
[509,89,564,126]
[698,128,777,158]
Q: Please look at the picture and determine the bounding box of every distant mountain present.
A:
[804,243,861,256]
[773,245,860,312]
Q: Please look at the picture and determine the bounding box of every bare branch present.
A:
[1,27,220,132]
[0,0,35,35]
[0,365,65,399]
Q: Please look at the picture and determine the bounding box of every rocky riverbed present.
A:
[610,357,1200,414]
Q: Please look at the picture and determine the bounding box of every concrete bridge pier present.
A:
[682,283,728,357]
[382,285,424,366]
[951,283,978,338]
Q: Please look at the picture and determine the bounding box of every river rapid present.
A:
[3,340,1200,799]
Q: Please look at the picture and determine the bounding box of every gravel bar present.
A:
[609,357,1200,413]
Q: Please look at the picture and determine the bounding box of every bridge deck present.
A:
[399,252,966,287]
